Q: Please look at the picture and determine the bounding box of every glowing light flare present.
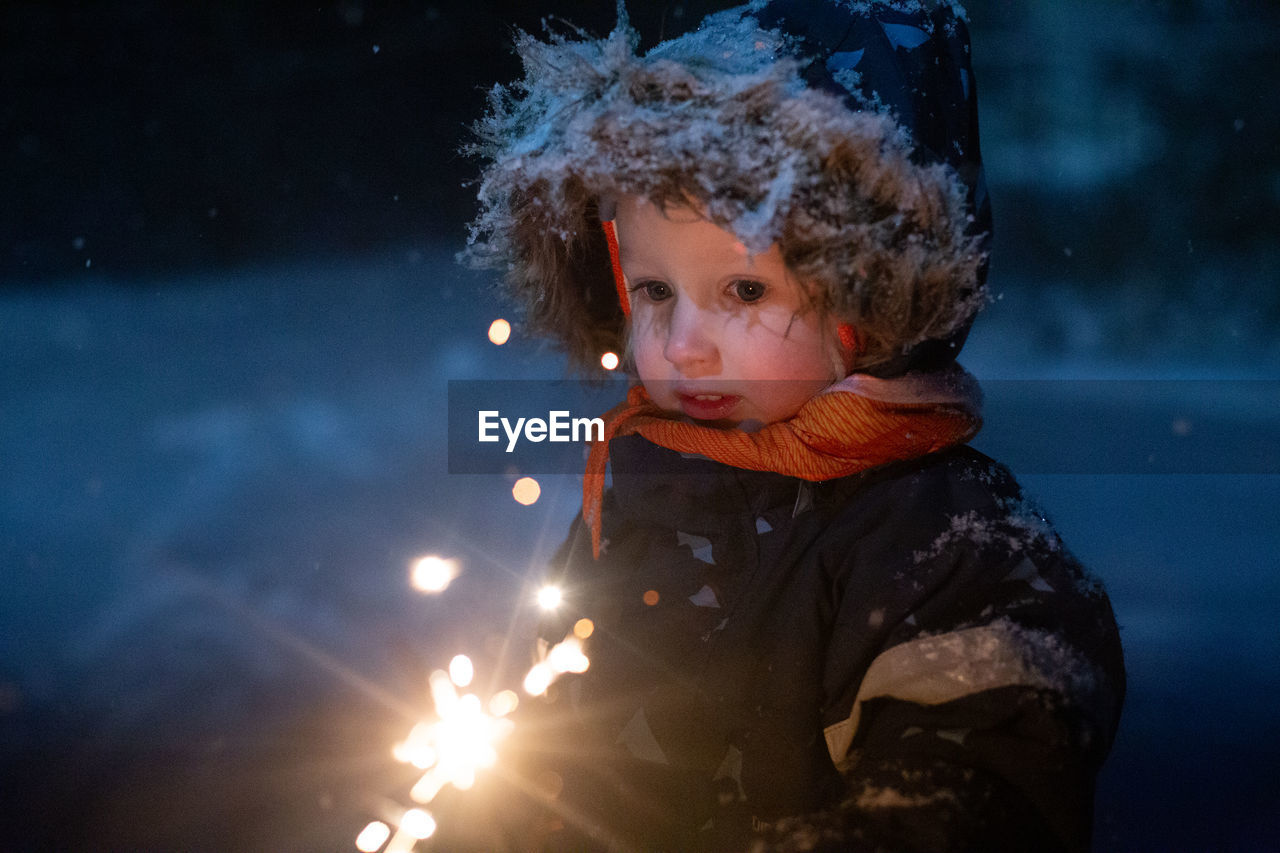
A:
[355,821,391,852]
[536,584,563,610]
[401,808,437,839]
[600,351,620,370]
[573,618,595,639]
[428,670,457,716]
[392,725,438,769]
[456,692,484,721]
[547,635,590,675]
[409,765,448,804]
[488,689,519,717]
[396,671,516,808]
[449,654,474,688]
[523,630,592,695]
[523,662,554,696]
[410,555,458,593]
[488,318,512,345]
[452,766,478,791]
[384,831,415,853]
[512,476,541,505]
[384,810,436,853]
[401,720,442,766]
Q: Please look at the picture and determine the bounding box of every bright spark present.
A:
[410,555,458,593]
[385,831,415,853]
[547,635,590,675]
[449,654,474,688]
[395,670,515,809]
[396,721,438,768]
[488,318,512,345]
[522,629,592,696]
[512,476,541,505]
[523,662,553,696]
[400,808,437,839]
[355,821,391,852]
[536,584,562,610]
[600,351,620,370]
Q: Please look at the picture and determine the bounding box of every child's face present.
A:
[615,195,841,428]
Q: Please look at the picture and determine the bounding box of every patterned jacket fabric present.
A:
[529,437,1125,851]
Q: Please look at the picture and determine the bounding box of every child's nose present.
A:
[663,300,718,373]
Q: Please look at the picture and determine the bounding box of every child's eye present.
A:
[731,279,767,303]
[632,280,673,302]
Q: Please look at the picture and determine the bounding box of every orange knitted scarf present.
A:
[582,369,983,557]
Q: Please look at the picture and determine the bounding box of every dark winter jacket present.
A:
[527,436,1125,852]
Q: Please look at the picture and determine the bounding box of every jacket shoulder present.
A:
[819,446,1084,588]
[812,448,1124,850]
[819,447,1119,689]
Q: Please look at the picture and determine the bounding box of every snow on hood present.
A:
[462,1,990,376]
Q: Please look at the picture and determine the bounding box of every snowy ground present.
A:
[2,247,1278,850]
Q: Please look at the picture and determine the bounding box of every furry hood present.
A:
[462,1,991,376]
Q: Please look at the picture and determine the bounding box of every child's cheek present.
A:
[627,309,665,382]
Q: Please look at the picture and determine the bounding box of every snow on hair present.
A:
[460,6,987,374]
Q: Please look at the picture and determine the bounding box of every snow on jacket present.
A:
[527,438,1125,851]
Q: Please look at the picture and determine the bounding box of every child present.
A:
[463,2,1124,850]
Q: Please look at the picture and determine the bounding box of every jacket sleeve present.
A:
[763,463,1125,852]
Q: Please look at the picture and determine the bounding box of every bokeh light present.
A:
[396,721,438,769]
[401,808,437,840]
[487,318,511,345]
[512,476,541,505]
[488,689,519,717]
[355,821,390,852]
[573,618,595,639]
[600,351,620,370]
[449,654,474,688]
[547,636,590,674]
[523,662,553,696]
[410,555,458,593]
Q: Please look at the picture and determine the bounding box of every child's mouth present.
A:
[676,392,741,422]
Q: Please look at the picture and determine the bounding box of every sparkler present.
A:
[356,568,591,849]
[355,651,516,850]
[354,319,597,850]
